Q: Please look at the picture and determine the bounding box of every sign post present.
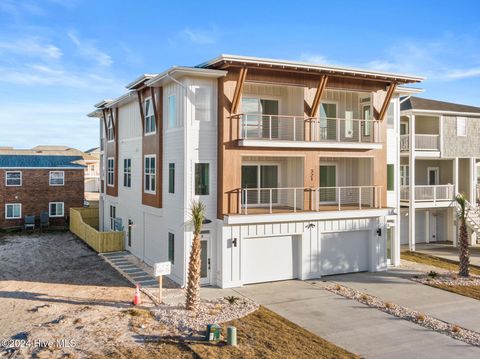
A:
[153,262,171,304]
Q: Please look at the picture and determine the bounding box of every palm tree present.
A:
[185,200,206,310]
[455,194,470,277]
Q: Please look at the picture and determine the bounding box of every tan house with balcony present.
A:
[399,96,480,249]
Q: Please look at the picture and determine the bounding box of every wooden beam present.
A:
[231,67,248,114]
[378,83,397,121]
[137,90,145,131]
[310,75,328,117]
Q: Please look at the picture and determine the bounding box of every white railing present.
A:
[240,186,382,214]
[238,114,381,144]
[400,185,454,202]
[400,134,440,151]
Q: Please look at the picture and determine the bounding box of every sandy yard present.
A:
[0,231,168,358]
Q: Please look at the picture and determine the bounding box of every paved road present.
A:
[203,279,480,358]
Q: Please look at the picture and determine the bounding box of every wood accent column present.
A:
[140,86,163,208]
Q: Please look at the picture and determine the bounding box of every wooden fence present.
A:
[70,207,124,253]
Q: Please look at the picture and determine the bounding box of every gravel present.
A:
[326,283,480,347]
[153,296,259,334]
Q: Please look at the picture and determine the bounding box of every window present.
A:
[109,206,116,230]
[49,171,64,186]
[5,171,21,186]
[49,202,64,217]
[387,164,394,191]
[168,95,176,128]
[169,163,175,194]
[195,163,209,195]
[123,158,131,187]
[5,203,21,219]
[107,158,114,186]
[457,117,467,137]
[144,155,156,193]
[144,97,156,134]
[168,232,175,264]
[106,115,114,141]
[194,86,211,121]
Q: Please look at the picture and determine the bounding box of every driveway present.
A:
[211,279,480,358]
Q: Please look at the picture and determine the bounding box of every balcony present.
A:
[400,185,454,204]
[400,134,440,152]
[237,114,382,149]
[239,186,382,215]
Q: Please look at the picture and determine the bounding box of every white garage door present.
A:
[243,235,299,284]
[320,231,370,276]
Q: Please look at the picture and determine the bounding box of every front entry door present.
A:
[200,233,211,285]
[319,165,337,203]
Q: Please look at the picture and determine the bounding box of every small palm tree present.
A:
[185,200,206,310]
[455,194,470,277]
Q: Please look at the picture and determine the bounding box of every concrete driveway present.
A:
[217,279,480,358]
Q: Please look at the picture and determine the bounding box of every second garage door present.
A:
[320,231,370,276]
[243,235,299,284]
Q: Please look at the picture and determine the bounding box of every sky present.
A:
[1,0,480,150]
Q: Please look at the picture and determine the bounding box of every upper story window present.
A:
[167,95,176,128]
[107,158,114,187]
[5,171,22,186]
[144,97,156,134]
[49,202,64,217]
[123,158,131,188]
[195,163,209,195]
[144,155,156,193]
[49,171,64,186]
[5,203,21,219]
[456,117,467,137]
[194,86,211,122]
[106,114,114,142]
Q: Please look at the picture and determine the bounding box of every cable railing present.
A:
[237,114,381,144]
[239,186,382,214]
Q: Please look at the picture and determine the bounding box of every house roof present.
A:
[198,54,425,84]
[401,96,480,115]
[0,155,85,169]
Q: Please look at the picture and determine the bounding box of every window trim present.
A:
[107,157,115,187]
[5,171,22,186]
[144,96,157,135]
[49,202,64,218]
[123,158,132,188]
[49,171,65,186]
[144,154,156,194]
[5,203,21,219]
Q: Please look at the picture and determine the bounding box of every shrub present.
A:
[225,296,240,305]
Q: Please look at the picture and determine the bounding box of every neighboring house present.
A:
[84,147,101,193]
[88,54,423,288]
[399,97,480,249]
[0,154,85,229]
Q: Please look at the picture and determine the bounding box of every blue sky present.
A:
[1,0,480,150]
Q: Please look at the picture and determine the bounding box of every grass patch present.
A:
[401,251,480,275]
[188,306,357,359]
[402,251,480,300]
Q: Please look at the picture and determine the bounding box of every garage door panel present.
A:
[243,235,298,284]
[321,231,369,276]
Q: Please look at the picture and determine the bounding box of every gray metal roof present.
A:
[0,155,85,169]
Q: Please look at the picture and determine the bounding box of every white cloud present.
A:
[0,37,62,59]
[68,30,112,67]
[179,26,218,45]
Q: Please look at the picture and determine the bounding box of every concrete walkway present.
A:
[328,268,480,333]
[410,243,480,266]
[217,280,480,358]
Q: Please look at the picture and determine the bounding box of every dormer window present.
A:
[106,114,114,142]
[144,97,156,134]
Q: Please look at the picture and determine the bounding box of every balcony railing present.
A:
[239,186,382,215]
[400,185,454,202]
[238,114,381,144]
[400,134,440,151]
